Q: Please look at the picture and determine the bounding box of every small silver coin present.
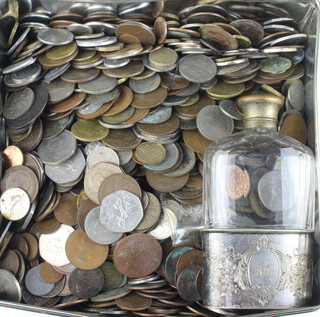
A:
[287,79,305,112]
[25,265,55,297]
[0,269,22,302]
[104,57,130,69]
[11,63,42,85]
[139,106,172,124]
[0,188,30,221]
[2,56,37,75]
[6,27,31,56]
[129,73,161,94]
[179,54,217,83]
[37,28,74,46]
[219,99,243,121]
[74,32,105,40]
[85,21,116,35]
[42,78,75,105]
[176,82,200,97]
[115,150,133,166]
[84,141,105,157]
[87,147,120,169]
[78,73,117,94]
[43,63,71,83]
[100,190,143,233]
[162,95,190,106]
[269,33,307,46]
[38,130,77,166]
[67,23,93,35]
[85,206,122,245]
[76,36,117,47]
[85,86,120,106]
[90,286,131,302]
[3,87,35,120]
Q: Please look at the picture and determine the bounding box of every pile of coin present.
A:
[0,0,314,315]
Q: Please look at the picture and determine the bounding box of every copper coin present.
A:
[131,87,167,110]
[102,128,141,150]
[280,112,307,144]
[176,249,203,276]
[54,193,78,226]
[40,261,63,284]
[77,100,116,120]
[103,61,144,78]
[20,233,38,261]
[160,73,189,90]
[52,297,89,309]
[48,92,86,114]
[0,250,20,276]
[118,34,141,44]
[68,268,104,298]
[116,22,155,46]
[77,199,99,231]
[3,145,24,169]
[42,275,66,298]
[8,234,29,259]
[54,262,76,275]
[66,229,109,270]
[114,234,162,278]
[98,173,142,203]
[101,44,143,59]
[182,130,212,154]
[36,216,61,234]
[61,67,100,83]
[146,170,189,193]
[175,95,215,118]
[115,291,152,311]
[176,265,202,302]
[225,165,251,200]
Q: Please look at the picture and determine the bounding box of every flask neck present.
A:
[244,119,277,129]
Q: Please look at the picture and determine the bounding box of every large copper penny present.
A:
[225,165,251,200]
[115,291,152,311]
[66,228,109,270]
[113,234,162,278]
[77,199,99,231]
[40,261,63,284]
[3,145,24,169]
[68,268,104,298]
[54,193,78,226]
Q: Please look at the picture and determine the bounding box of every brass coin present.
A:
[40,262,63,284]
[20,233,38,261]
[77,199,99,231]
[65,228,109,270]
[36,216,61,234]
[131,87,167,109]
[115,291,152,311]
[96,42,124,52]
[48,92,86,113]
[46,42,78,60]
[73,49,96,62]
[98,173,142,203]
[132,69,156,81]
[102,128,141,150]
[207,81,245,99]
[149,48,178,68]
[135,143,166,165]
[38,48,78,69]
[103,61,144,78]
[54,193,78,226]
[118,34,141,44]
[182,129,212,154]
[71,119,109,142]
[146,170,189,193]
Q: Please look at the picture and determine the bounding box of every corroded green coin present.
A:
[71,119,109,142]
[260,57,292,74]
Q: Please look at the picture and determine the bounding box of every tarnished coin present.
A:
[54,193,78,226]
[115,291,152,311]
[129,73,161,94]
[116,22,155,46]
[3,145,24,169]
[99,261,123,291]
[280,112,307,144]
[260,57,292,74]
[196,106,234,142]
[39,224,74,267]
[230,19,264,46]
[219,99,243,121]
[0,250,20,275]
[100,190,143,233]
[37,28,74,46]
[68,268,104,298]
[78,73,117,94]
[42,79,75,105]
[176,249,203,276]
[113,234,162,278]
[84,206,122,245]
[287,79,304,111]
[224,165,250,200]
[40,262,63,284]
[65,228,109,270]
[38,130,77,165]
[87,147,120,169]
[179,55,217,84]
[91,286,131,303]
[0,188,30,221]
[61,67,100,83]
[0,269,22,302]
[71,119,109,142]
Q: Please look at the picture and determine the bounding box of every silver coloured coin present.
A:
[121,159,136,174]
[219,99,243,121]
[85,21,116,35]
[129,73,161,94]
[142,54,176,73]
[162,95,190,106]
[115,150,133,166]
[104,57,130,69]
[200,77,218,90]
[100,190,143,233]
[144,143,180,172]
[43,63,71,83]
[84,141,105,157]
[42,78,75,104]
[2,56,37,75]
[98,121,134,129]
[139,106,172,124]
[3,87,35,120]
[76,36,117,47]
[0,269,22,302]
[176,82,200,97]
[74,31,104,40]
[86,86,120,106]
[67,23,93,35]
[77,103,102,115]
[90,287,131,303]
[0,188,30,221]
[179,117,197,130]
[39,224,74,267]
[179,54,217,83]
[87,147,120,169]
[287,79,305,112]
[149,207,178,240]
[11,63,42,85]
[6,27,31,56]
[73,59,104,70]
[85,207,122,245]
[37,28,74,46]
[119,2,149,15]
[269,33,307,46]
[84,4,117,15]
[78,74,117,94]
[196,105,234,142]
[25,265,55,296]
[38,130,77,165]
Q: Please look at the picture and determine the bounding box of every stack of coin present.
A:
[0,0,315,315]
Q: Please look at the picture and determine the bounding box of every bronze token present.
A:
[176,249,203,276]
[40,261,63,284]
[280,112,307,144]
[137,114,180,136]
[48,92,86,114]
[98,173,142,203]
[3,145,24,169]
[131,87,167,109]
[182,130,212,154]
[225,165,251,200]
[54,193,78,226]
[77,199,99,231]
[102,128,141,150]
[146,170,189,193]
[36,216,61,234]
[114,234,162,278]
[20,233,38,261]
[103,61,144,78]
[116,291,152,311]
[66,229,109,270]
[0,250,20,276]
[68,268,104,298]
[8,234,29,259]
[61,67,100,83]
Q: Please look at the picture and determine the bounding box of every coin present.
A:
[91,286,131,303]
[3,145,24,169]
[115,292,152,311]
[43,79,75,105]
[0,269,22,302]
[48,92,86,114]
[71,119,109,142]
[40,262,63,284]
[37,28,74,46]
[176,249,203,276]
[129,73,161,94]
[116,22,155,46]
[68,268,104,298]
[113,234,162,278]
[0,250,20,276]
[54,193,78,226]
[78,73,117,94]
[260,56,292,74]
[131,87,167,109]
[280,112,307,144]
[135,142,166,165]
[87,146,120,169]
[65,228,109,270]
